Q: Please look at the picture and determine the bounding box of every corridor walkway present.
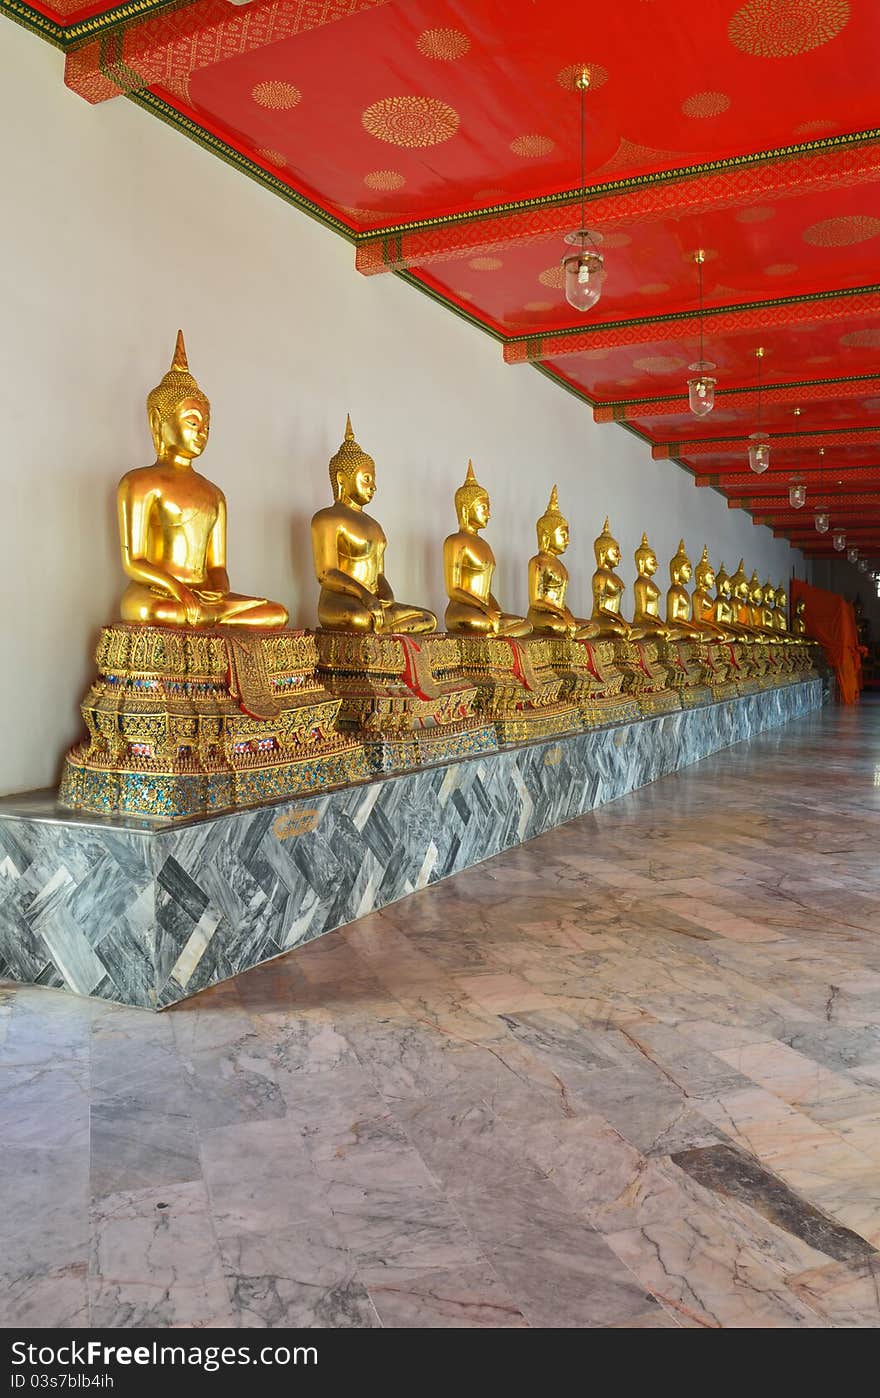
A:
[3,700,880,1328]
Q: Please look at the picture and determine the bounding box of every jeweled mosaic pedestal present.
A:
[0,679,825,1011]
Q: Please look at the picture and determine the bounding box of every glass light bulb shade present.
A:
[814,510,830,533]
[687,374,716,417]
[833,529,846,551]
[848,546,859,563]
[789,480,806,509]
[748,434,771,474]
[562,251,605,312]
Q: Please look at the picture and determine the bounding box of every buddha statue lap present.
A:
[60,332,368,820]
[444,464,580,742]
[311,422,496,771]
[527,489,638,727]
[590,520,679,715]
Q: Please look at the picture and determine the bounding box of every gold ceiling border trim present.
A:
[504,282,880,345]
[660,422,880,447]
[600,372,880,410]
[127,91,358,240]
[0,0,187,48]
[349,129,880,240]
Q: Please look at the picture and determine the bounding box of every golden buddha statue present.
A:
[662,538,721,641]
[730,560,765,638]
[749,571,769,631]
[590,518,634,638]
[761,578,777,631]
[630,533,687,640]
[444,461,531,636]
[312,416,436,634]
[119,331,288,629]
[774,583,790,633]
[793,597,806,635]
[692,547,735,640]
[527,486,599,638]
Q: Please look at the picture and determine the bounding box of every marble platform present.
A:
[0,680,824,1010]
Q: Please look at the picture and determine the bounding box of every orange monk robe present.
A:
[790,577,863,705]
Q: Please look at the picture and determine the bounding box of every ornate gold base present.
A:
[541,636,640,727]
[314,630,498,771]
[656,640,714,710]
[59,625,368,819]
[612,638,682,717]
[455,635,582,743]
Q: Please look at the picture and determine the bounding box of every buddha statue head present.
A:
[455,460,490,531]
[716,561,733,601]
[669,539,692,585]
[763,578,776,610]
[594,517,621,568]
[634,531,658,577]
[536,485,569,555]
[731,560,751,604]
[694,545,715,593]
[146,330,210,461]
[329,415,376,508]
[749,570,764,607]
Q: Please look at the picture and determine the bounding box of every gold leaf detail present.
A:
[729,0,850,58]
[362,96,459,148]
[363,170,406,190]
[682,91,731,118]
[468,256,503,270]
[556,62,609,91]
[510,134,555,158]
[417,27,470,60]
[803,215,880,246]
[251,81,301,110]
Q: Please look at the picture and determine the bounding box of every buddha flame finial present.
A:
[171,329,189,373]
[345,413,355,441]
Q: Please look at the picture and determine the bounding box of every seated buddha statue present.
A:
[792,597,807,635]
[662,538,721,641]
[631,533,687,640]
[714,562,741,632]
[692,546,735,640]
[312,416,436,634]
[774,584,790,634]
[761,578,777,632]
[749,571,771,632]
[590,518,635,638]
[118,331,288,628]
[526,486,599,638]
[730,560,765,638]
[444,461,531,636]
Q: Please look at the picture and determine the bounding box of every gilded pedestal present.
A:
[456,636,582,743]
[655,640,714,708]
[314,630,497,771]
[59,625,369,819]
[545,637,641,726]
[613,640,681,716]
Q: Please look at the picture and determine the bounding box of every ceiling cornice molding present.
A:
[653,424,880,459]
[504,284,880,364]
[0,0,187,48]
[593,374,880,422]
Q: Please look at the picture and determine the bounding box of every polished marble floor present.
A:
[3,698,880,1329]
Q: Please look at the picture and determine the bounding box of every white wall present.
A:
[0,26,809,794]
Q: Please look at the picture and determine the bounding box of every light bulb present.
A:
[833,529,846,552]
[789,478,806,509]
[814,509,830,534]
[748,434,770,474]
[563,250,605,313]
[848,546,860,563]
[687,362,716,417]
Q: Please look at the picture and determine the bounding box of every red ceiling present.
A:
[8,0,880,559]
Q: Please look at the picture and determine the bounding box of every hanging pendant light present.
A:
[789,475,806,509]
[814,508,830,533]
[833,528,846,551]
[687,249,716,417]
[562,68,605,314]
[748,346,770,474]
[848,546,860,563]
